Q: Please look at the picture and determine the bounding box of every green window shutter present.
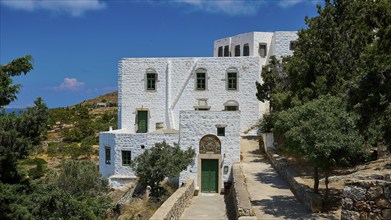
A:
[227,72,237,90]
[137,111,148,133]
[196,72,206,90]
[122,150,131,166]
[147,73,156,90]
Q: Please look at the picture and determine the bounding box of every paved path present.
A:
[180,193,228,220]
[240,136,327,220]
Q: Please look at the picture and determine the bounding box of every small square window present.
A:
[122,150,131,166]
[146,73,156,90]
[217,127,225,136]
[259,43,267,58]
[243,44,249,56]
[218,46,223,57]
[105,147,111,164]
[290,41,297,50]
[227,72,237,90]
[196,72,206,90]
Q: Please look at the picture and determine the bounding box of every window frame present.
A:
[224,45,230,57]
[226,70,238,91]
[243,44,250,56]
[145,68,157,91]
[217,127,225,136]
[259,43,267,58]
[105,147,111,164]
[218,46,223,57]
[122,150,131,166]
[234,45,240,56]
[195,68,207,91]
[290,41,297,51]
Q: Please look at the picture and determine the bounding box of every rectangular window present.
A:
[234,45,240,56]
[224,45,230,57]
[122,150,131,166]
[227,72,237,90]
[290,41,297,50]
[218,46,223,57]
[259,43,267,58]
[217,127,225,136]
[196,72,206,90]
[105,147,111,164]
[146,73,156,90]
[243,44,249,56]
[225,106,238,111]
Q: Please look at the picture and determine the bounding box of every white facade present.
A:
[99,31,297,191]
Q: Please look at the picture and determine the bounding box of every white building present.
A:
[99,31,298,192]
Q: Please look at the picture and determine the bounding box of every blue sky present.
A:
[1,0,321,108]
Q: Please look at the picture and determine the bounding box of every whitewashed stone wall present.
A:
[274,31,298,59]
[178,110,241,189]
[214,32,273,58]
[99,130,178,179]
[119,57,262,133]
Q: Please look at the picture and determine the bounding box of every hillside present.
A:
[78,91,118,106]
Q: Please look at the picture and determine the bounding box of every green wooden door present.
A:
[137,111,148,133]
[201,159,218,192]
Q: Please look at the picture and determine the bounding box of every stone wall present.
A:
[261,133,322,213]
[178,110,240,187]
[119,57,263,133]
[230,163,256,219]
[341,180,391,220]
[149,179,194,220]
[99,131,179,180]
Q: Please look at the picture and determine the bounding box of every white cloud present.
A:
[171,0,307,15]
[278,0,306,8]
[54,77,85,91]
[173,0,264,15]
[1,0,106,16]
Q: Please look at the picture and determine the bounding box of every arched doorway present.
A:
[198,134,221,193]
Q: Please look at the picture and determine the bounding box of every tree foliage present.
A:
[274,96,368,192]
[0,56,112,219]
[256,0,391,192]
[0,55,33,107]
[131,142,195,197]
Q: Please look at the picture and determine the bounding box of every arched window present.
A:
[145,68,157,91]
[195,68,207,90]
[224,100,239,111]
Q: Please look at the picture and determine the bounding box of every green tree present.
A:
[0,55,33,107]
[274,96,369,193]
[0,99,48,183]
[131,142,195,197]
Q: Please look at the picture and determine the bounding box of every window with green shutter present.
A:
[122,150,131,166]
[146,73,156,90]
[196,72,206,90]
[227,72,237,90]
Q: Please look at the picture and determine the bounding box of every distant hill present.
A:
[78,91,118,107]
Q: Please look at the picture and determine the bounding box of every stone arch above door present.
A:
[199,134,221,154]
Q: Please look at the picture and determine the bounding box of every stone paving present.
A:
[180,193,228,220]
[240,136,329,220]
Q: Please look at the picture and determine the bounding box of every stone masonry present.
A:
[342,180,391,220]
